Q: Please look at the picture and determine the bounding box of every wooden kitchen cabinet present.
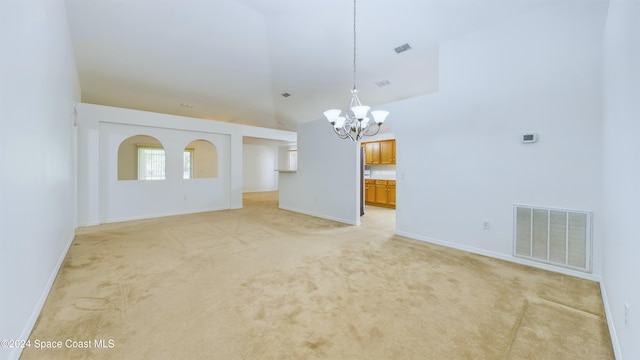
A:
[364,142,380,164]
[366,180,396,209]
[375,180,388,204]
[380,140,395,164]
[364,179,376,204]
[362,139,395,165]
[387,181,396,207]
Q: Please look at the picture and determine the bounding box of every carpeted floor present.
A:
[22,191,613,359]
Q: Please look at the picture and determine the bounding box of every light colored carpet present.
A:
[22,191,613,359]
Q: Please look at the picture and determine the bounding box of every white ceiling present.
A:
[65,0,559,131]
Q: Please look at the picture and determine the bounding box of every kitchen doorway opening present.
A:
[360,135,397,232]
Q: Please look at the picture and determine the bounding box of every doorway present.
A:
[360,135,397,231]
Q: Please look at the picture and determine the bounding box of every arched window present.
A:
[118,135,165,180]
[184,139,217,179]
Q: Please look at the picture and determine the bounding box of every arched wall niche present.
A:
[184,139,218,179]
[118,135,165,180]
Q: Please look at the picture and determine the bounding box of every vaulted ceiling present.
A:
[65,0,560,131]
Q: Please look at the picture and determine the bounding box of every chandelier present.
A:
[323,0,389,142]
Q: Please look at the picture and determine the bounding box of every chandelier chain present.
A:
[353,0,357,91]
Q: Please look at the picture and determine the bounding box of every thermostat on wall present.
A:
[522,133,538,143]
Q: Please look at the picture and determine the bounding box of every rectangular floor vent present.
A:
[513,205,592,273]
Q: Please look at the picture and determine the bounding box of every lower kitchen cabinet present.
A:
[387,182,396,207]
[365,179,377,204]
[365,179,396,209]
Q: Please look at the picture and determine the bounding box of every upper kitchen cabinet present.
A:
[364,141,380,164]
[380,140,395,164]
[362,139,395,165]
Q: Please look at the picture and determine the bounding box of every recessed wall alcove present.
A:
[118,135,165,181]
[184,139,218,179]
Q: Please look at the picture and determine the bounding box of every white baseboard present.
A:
[9,232,75,360]
[278,205,359,226]
[77,220,100,227]
[394,230,601,282]
[600,282,622,360]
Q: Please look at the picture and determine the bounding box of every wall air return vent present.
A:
[513,205,592,272]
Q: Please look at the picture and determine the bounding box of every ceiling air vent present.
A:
[281,92,291,98]
[375,80,390,87]
[394,43,412,54]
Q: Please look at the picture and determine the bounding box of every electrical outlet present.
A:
[482,221,490,230]
[625,303,630,326]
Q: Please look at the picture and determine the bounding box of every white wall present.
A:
[243,143,278,192]
[0,0,80,359]
[100,122,232,222]
[391,1,608,279]
[279,119,360,225]
[602,0,640,358]
[77,103,296,225]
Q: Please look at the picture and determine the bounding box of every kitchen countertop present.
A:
[366,176,396,181]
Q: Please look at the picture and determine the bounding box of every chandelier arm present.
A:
[363,124,382,137]
[334,126,351,140]
[351,130,359,142]
[343,122,359,142]
[356,125,367,142]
